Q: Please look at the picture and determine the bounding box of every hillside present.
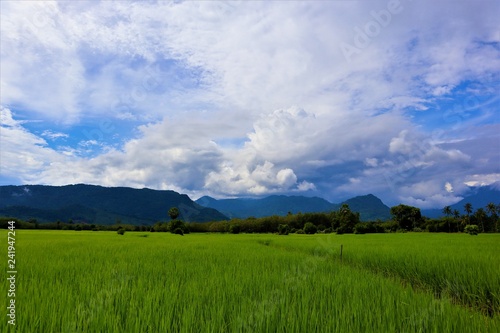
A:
[342,194,391,221]
[196,194,391,221]
[196,195,337,219]
[0,184,228,224]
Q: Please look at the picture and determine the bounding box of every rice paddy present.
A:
[1,230,499,332]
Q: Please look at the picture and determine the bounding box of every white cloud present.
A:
[1,1,499,208]
[41,130,69,140]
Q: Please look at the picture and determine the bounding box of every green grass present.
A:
[1,231,499,332]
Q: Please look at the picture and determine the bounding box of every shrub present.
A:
[303,222,317,234]
[117,228,125,235]
[295,229,305,234]
[278,224,290,235]
[229,224,241,234]
[173,228,184,236]
[464,224,479,235]
[354,223,367,234]
[75,225,82,231]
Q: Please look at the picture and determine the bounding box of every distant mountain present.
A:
[422,183,500,218]
[196,195,337,219]
[0,184,228,224]
[196,194,391,221]
[342,194,391,221]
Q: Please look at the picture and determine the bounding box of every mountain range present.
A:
[1,183,498,225]
[0,184,227,225]
[422,183,500,218]
[196,193,391,221]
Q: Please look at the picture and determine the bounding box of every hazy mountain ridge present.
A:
[196,193,391,221]
[196,195,338,219]
[422,184,500,218]
[0,184,228,224]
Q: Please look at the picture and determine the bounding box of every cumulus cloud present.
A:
[1,1,499,207]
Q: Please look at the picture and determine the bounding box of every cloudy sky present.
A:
[1,0,499,208]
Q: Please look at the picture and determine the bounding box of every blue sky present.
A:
[1,0,499,208]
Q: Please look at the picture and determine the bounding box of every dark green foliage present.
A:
[334,204,360,234]
[390,204,423,231]
[117,228,125,235]
[295,229,305,234]
[173,228,184,236]
[229,224,241,234]
[278,224,290,235]
[303,222,317,234]
[168,207,180,220]
[168,219,184,232]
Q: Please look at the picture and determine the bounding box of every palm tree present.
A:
[486,203,498,232]
[442,206,452,232]
[453,209,461,232]
[474,208,486,233]
[464,203,473,227]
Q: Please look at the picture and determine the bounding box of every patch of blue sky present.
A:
[407,80,499,132]
[213,137,247,149]
[19,114,139,158]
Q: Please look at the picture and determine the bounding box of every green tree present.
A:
[486,202,498,232]
[303,222,317,234]
[169,219,186,233]
[278,224,290,235]
[452,209,461,232]
[442,206,452,232]
[464,203,473,227]
[390,204,422,231]
[168,207,180,220]
[335,204,359,234]
[474,208,487,233]
[229,224,241,234]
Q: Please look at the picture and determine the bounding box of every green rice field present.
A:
[2,230,499,332]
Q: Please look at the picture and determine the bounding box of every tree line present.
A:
[1,202,498,234]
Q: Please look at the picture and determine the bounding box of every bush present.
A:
[229,224,241,234]
[303,222,317,234]
[354,223,367,234]
[464,224,479,235]
[173,228,184,236]
[295,229,305,234]
[278,224,290,235]
[117,228,125,235]
[75,225,82,231]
